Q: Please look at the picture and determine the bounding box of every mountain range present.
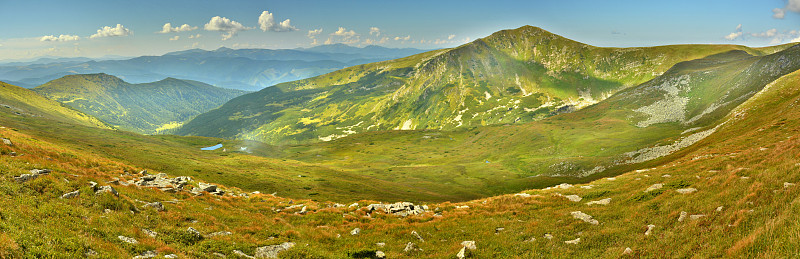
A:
[0,44,428,91]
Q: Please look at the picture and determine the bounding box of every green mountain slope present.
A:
[0,81,109,129]
[34,74,248,134]
[177,26,790,144]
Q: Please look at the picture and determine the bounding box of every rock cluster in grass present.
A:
[366,202,428,216]
[254,242,295,258]
[571,211,599,225]
[133,172,192,193]
[14,168,50,183]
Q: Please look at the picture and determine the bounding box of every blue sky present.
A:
[0,0,798,60]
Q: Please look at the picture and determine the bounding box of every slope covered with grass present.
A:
[0,63,799,258]
[34,74,248,134]
[0,81,109,129]
[178,26,789,145]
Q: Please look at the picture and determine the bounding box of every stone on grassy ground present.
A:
[457,247,467,259]
[565,195,582,202]
[404,242,420,252]
[514,193,532,198]
[461,241,476,250]
[586,198,611,206]
[544,234,553,239]
[555,183,574,189]
[644,225,655,236]
[60,190,79,199]
[164,254,178,259]
[132,250,157,259]
[676,188,697,194]
[233,250,255,259]
[376,250,386,258]
[143,201,164,211]
[716,206,724,212]
[784,182,795,188]
[456,205,470,209]
[623,247,633,254]
[565,238,581,244]
[411,230,424,242]
[14,169,50,183]
[678,211,687,222]
[571,211,599,225]
[142,229,157,238]
[207,231,232,237]
[644,184,663,192]
[118,235,138,244]
[95,185,118,196]
[689,214,705,220]
[1,138,12,146]
[350,228,361,235]
[255,242,295,258]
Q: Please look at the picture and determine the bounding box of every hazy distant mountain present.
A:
[34,73,248,134]
[0,45,427,91]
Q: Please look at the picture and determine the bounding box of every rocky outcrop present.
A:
[95,185,118,196]
[143,201,164,211]
[1,138,12,146]
[255,242,295,258]
[134,173,191,193]
[366,202,427,216]
[60,190,80,199]
[14,169,50,183]
[118,235,138,244]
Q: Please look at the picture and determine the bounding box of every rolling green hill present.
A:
[0,81,109,129]
[177,26,793,145]
[34,74,248,134]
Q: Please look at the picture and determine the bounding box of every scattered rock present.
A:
[13,169,50,183]
[85,249,97,257]
[461,241,476,250]
[349,202,359,208]
[455,205,470,209]
[678,211,687,222]
[644,225,655,236]
[95,185,118,196]
[555,183,573,189]
[118,235,138,244]
[411,230,424,242]
[198,182,217,192]
[514,193,532,198]
[143,202,164,211]
[565,238,581,244]
[233,250,255,259]
[255,242,295,258]
[586,198,611,206]
[689,214,706,220]
[644,184,663,192]
[366,202,426,216]
[784,182,795,188]
[164,254,178,259]
[142,229,157,238]
[375,250,386,258]
[716,206,724,212]
[88,181,98,191]
[212,252,226,258]
[350,228,361,235]
[623,247,633,255]
[662,174,671,178]
[60,190,80,199]
[580,185,594,189]
[544,234,553,240]
[376,242,385,247]
[675,188,697,194]
[565,195,582,202]
[571,211,599,225]
[495,227,505,234]
[403,242,420,252]
[187,227,202,237]
[457,247,467,259]
[132,250,157,259]
[606,177,616,181]
[1,138,12,146]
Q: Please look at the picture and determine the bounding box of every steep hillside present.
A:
[0,81,109,129]
[1,62,800,258]
[178,26,790,144]
[34,74,247,134]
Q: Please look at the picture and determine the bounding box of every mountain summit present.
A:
[177,26,787,144]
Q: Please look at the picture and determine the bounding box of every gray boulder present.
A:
[2,138,12,146]
[255,242,295,258]
[143,202,164,211]
[95,186,118,196]
[61,190,80,199]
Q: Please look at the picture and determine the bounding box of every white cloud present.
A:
[324,38,333,45]
[725,32,742,41]
[40,34,80,42]
[89,24,132,39]
[188,34,201,39]
[789,0,800,12]
[363,37,388,45]
[307,28,322,38]
[463,37,471,43]
[773,8,786,19]
[204,16,249,40]
[448,34,456,40]
[751,28,778,38]
[724,24,743,41]
[394,35,410,41]
[169,36,180,41]
[331,27,357,37]
[159,23,197,33]
[792,36,800,43]
[369,27,380,36]
[258,11,297,32]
